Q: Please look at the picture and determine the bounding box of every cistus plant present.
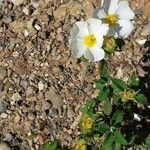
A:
[78,72,149,149]
[41,0,149,149]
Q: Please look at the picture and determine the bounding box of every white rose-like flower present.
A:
[95,0,135,38]
[69,18,109,62]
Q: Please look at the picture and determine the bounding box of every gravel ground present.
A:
[0,0,150,149]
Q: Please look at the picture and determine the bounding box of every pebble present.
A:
[67,106,75,118]
[2,17,13,24]
[135,39,146,46]
[23,29,29,37]
[0,113,8,119]
[0,0,4,5]
[0,143,11,150]
[0,66,7,80]
[11,92,21,101]
[4,133,13,142]
[45,87,63,109]
[34,24,41,31]
[0,101,7,113]
[38,81,44,91]
[141,23,150,36]
[10,0,23,6]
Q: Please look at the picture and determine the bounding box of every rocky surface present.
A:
[0,0,149,149]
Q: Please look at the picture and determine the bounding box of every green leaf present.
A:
[102,133,114,150]
[113,96,121,105]
[42,140,60,150]
[103,101,112,116]
[99,60,109,78]
[111,78,128,91]
[98,87,110,101]
[81,100,96,116]
[114,142,121,150]
[95,79,105,91]
[128,73,139,87]
[135,94,148,104]
[114,130,128,145]
[111,110,124,125]
[145,137,150,147]
[97,123,110,133]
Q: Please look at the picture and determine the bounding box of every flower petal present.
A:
[107,24,121,37]
[85,47,105,62]
[96,9,106,19]
[108,0,119,14]
[75,21,89,37]
[86,18,109,47]
[70,37,86,58]
[115,1,135,20]
[118,19,134,38]
[101,0,111,14]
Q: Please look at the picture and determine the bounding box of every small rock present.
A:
[11,0,23,6]
[9,21,24,33]
[2,17,12,24]
[14,113,21,123]
[20,79,29,89]
[11,92,21,101]
[67,107,75,118]
[34,24,41,31]
[141,23,150,36]
[135,39,146,46]
[0,66,7,80]
[23,5,30,15]
[0,101,7,113]
[0,0,4,5]
[38,81,44,91]
[0,113,8,118]
[23,29,29,37]
[45,87,63,109]
[4,133,13,142]
[0,143,11,150]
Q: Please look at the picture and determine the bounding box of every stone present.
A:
[11,92,21,101]
[34,24,41,31]
[9,21,24,33]
[38,81,44,91]
[67,106,75,118]
[45,87,63,109]
[2,17,12,24]
[0,101,7,113]
[0,113,8,118]
[0,66,7,80]
[10,0,23,6]
[0,143,11,150]
[141,23,150,36]
[4,133,13,142]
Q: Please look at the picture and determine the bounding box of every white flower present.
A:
[69,18,109,62]
[95,0,135,38]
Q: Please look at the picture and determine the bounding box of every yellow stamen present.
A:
[81,116,93,130]
[83,34,96,48]
[121,89,136,102]
[74,144,86,150]
[104,14,118,26]
[73,139,86,150]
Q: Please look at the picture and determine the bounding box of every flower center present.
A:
[82,117,92,129]
[75,144,86,150]
[121,90,135,102]
[83,34,96,48]
[104,14,118,26]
